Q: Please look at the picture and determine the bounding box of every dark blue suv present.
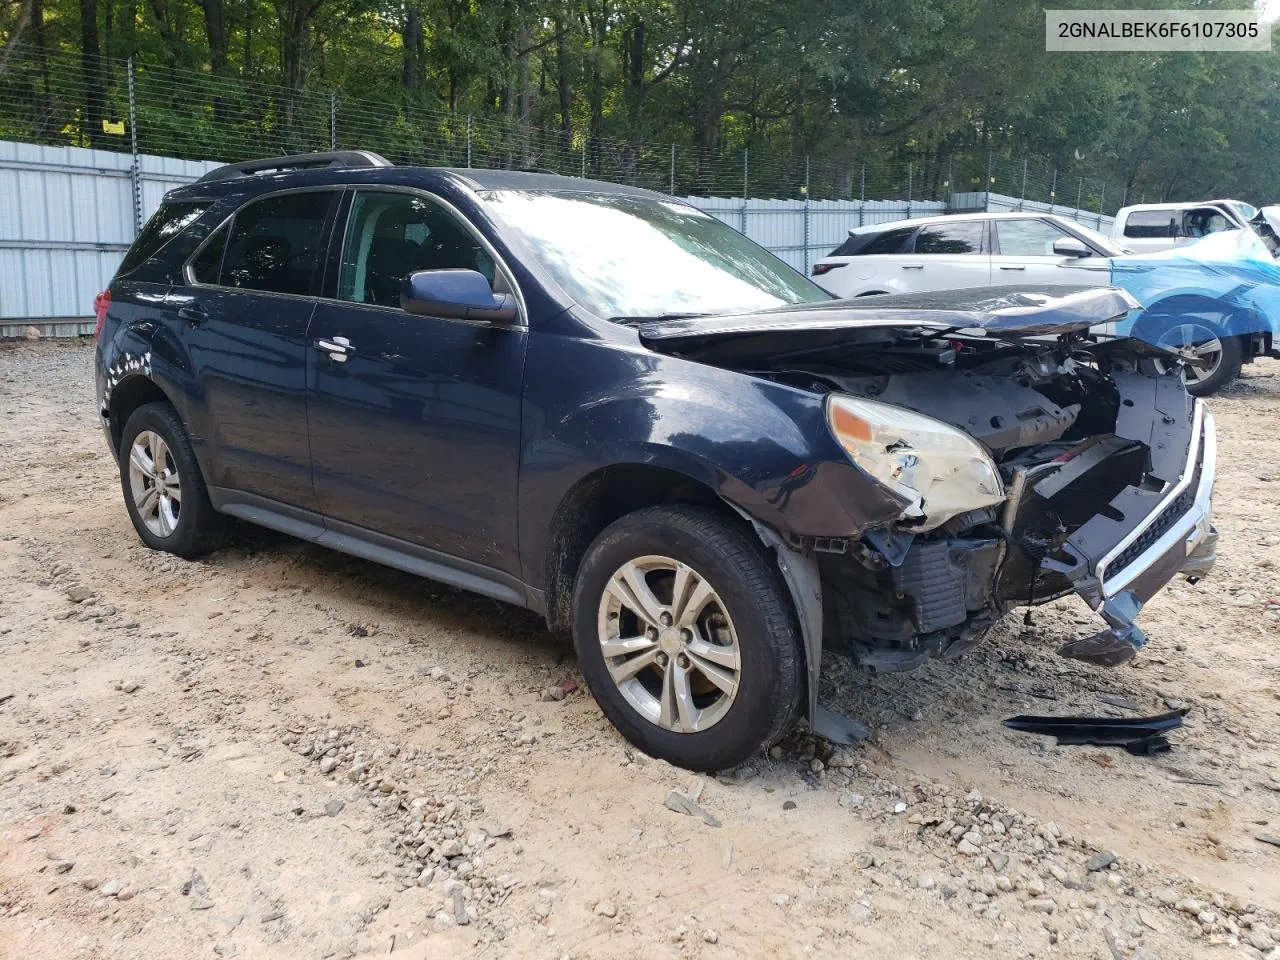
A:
[96,151,1216,770]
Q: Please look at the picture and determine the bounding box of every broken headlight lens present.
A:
[826,394,1005,530]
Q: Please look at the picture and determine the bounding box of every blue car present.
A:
[1105,229,1280,394]
[95,151,1216,771]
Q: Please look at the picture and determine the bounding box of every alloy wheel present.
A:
[596,555,742,733]
[1152,322,1223,387]
[128,430,182,537]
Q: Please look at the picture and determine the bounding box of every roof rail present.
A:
[196,150,392,184]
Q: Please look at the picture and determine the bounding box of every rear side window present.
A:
[1123,211,1178,239]
[850,226,917,256]
[220,191,337,296]
[913,221,984,254]
[117,201,208,276]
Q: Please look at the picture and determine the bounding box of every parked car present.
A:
[97,152,1215,771]
[1111,200,1258,253]
[811,211,1280,395]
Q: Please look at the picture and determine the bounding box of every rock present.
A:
[664,790,721,828]
[1175,898,1204,915]
[416,867,435,887]
[116,888,135,901]
[23,326,42,340]
[892,802,907,814]
[988,853,1010,873]
[121,681,141,694]
[782,800,797,811]
[319,757,339,774]
[838,794,865,809]
[595,899,617,918]
[770,893,790,907]
[1248,931,1275,951]
[976,873,999,897]
[855,853,875,870]
[703,929,719,944]
[1027,899,1057,914]
[957,839,982,856]
[848,903,873,924]
[917,875,937,890]
[1086,850,1118,872]
[995,876,1014,893]
[100,880,122,897]
[54,861,74,874]
[324,799,345,817]
[540,685,567,702]
[439,839,463,858]
[66,585,93,603]
[450,886,470,925]
[1026,878,1047,897]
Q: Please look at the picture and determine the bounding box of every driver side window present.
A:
[338,191,497,307]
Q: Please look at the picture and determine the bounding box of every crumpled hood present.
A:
[637,286,1140,360]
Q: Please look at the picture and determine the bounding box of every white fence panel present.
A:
[0,140,219,328]
[685,197,946,272]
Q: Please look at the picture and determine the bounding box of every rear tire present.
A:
[118,402,225,558]
[571,505,803,772]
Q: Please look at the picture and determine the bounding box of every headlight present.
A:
[826,394,1005,530]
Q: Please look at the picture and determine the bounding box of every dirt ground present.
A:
[1,339,1278,960]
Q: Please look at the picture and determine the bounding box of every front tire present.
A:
[571,505,803,771]
[1146,321,1244,397]
[118,402,225,558]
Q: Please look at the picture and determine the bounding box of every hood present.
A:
[637,286,1139,362]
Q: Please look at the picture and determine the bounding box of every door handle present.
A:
[901,264,924,270]
[999,265,1026,271]
[177,304,209,325]
[315,336,353,363]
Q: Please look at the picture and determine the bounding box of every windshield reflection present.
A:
[481,190,829,319]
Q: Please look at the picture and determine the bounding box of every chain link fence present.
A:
[0,44,1147,214]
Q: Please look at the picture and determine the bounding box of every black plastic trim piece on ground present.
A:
[1003,708,1188,753]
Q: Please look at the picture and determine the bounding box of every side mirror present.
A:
[402,269,518,323]
[1052,236,1091,258]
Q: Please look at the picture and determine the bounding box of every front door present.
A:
[991,218,1111,287]
[177,188,341,508]
[305,189,527,574]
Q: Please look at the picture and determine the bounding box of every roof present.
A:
[848,210,1073,236]
[170,151,664,202]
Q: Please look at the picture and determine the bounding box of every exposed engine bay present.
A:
[638,287,1218,674]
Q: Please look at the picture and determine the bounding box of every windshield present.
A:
[1227,200,1259,222]
[481,190,829,318]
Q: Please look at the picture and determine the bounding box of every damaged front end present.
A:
[641,286,1218,687]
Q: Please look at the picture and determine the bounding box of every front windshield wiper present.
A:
[609,312,719,326]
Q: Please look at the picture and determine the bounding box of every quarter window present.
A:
[220,191,336,296]
[854,226,916,256]
[338,191,496,307]
[913,221,984,255]
[997,219,1072,256]
[118,201,208,276]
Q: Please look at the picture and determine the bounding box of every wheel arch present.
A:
[542,462,740,632]
[106,374,175,454]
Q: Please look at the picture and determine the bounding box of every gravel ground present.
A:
[1,338,1278,960]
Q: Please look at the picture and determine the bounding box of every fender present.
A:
[517,332,905,590]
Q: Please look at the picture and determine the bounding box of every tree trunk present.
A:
[553,14,571,136]
[0,0,35,77]
[79,0,105,147]
[401,5,422,90]
[200,0,229,121]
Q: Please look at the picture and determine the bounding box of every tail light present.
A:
[93,290,111,340]
[812,262,846,276]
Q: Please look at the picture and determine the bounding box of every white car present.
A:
[1111,200,1257,253]
[811,212,1125,299]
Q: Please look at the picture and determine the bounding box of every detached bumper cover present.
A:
[1044,400,1217,649]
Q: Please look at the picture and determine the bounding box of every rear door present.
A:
[173,188,341,509]
[991,218,1110,286]
[898,219,990,292]
[305,188,527,575]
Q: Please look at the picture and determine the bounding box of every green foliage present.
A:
[0,0,1277,203]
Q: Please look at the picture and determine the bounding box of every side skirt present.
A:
[207,487,543,613]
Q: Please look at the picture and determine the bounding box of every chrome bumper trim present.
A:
[1100,405,1216,597]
